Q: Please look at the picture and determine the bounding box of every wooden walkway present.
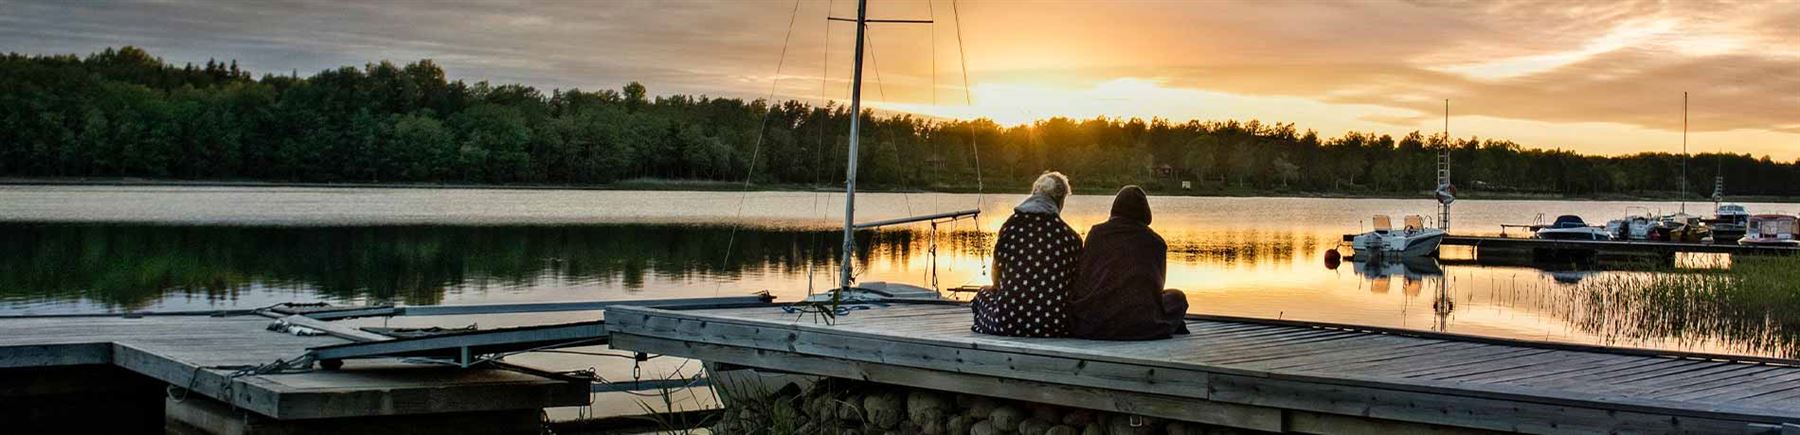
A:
[606,302,1800,434]
[0,314,588,420]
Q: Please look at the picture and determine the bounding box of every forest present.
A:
[4,47,1797,197]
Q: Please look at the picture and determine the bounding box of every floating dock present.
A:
[605,300,1800,434]
[0,314,587,434]
[0,296,770,434]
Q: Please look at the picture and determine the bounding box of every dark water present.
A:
[3,186,1799,358]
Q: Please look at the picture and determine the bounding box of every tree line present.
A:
[4,47,1797,197]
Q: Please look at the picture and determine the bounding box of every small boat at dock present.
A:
[1351,215,1445,257]
[1704,203,1750,243]
[1741,214,1800,247]
[1535,215,1610,241]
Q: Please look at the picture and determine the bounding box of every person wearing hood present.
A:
[972,172,1083,337]
[1070,185,1190,340]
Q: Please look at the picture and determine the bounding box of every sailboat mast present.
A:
[1681,91,1688,214]
[840,0,869,290]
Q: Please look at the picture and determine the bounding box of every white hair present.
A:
[1031,171,1071,204]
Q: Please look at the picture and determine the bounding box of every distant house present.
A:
[924,154,948,173]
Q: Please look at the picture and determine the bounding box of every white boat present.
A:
[1536,215,1609,240]
[1741,214,1800,247]
[1604,211,1656,241]
[1351,215,1446,257]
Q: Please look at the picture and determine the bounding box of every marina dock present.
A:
[1342,234,1800,257]
[605,301,1800,434]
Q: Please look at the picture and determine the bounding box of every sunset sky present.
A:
[3,0,1796,159]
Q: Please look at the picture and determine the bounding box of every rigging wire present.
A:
[717,0,804,295]
[951,0,990,279]
[861,22,917,218]
[807,0,838,298]
[929,0,938,107]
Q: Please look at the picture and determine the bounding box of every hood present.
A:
[1109,186,1151,225]
[1014,194,1062,215]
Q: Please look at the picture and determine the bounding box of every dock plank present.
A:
[0,314,588,420]
[606,302,1800,434]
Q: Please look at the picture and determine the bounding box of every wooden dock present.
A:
[0,313,588,433]
[605,301,1800,434]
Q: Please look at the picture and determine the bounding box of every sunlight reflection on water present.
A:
[3,186,1797,358]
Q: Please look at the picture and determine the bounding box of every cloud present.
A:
[2,0,1796,157]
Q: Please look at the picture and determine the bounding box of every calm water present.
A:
[4,185,1800,358]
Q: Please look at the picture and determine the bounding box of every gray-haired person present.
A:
[972,172,1083,337]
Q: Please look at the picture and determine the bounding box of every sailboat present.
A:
[801,0,979,304]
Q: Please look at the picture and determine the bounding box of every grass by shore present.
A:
[2,176,1791,203]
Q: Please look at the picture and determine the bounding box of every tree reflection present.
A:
[0,223,979,309]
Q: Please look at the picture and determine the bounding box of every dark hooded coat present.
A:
[972,194,1083,337]
[1070,186,1181,340]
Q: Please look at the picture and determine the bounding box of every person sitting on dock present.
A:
[1070,185,1190,340]
[972,171,1083,337]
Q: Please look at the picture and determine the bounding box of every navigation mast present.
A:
[1435,99,1453,232]
[839,0,869,291]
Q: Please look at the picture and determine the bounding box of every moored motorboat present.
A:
[1704,203,1750,243]
[1535,215,1610,241]
[1351,215,1446,257]
[1654,212,1708,243]
[1740,214,1800,247]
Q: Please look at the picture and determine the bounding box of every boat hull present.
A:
[1535,228,1610,241]
[1351,230,1444,258]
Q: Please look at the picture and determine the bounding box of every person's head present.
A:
[1030,171,1071,209]
[1110,185,1151,225]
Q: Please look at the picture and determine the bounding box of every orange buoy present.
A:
[1323,249,1343,269]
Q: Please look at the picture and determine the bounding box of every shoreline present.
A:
[2,177,1791,204]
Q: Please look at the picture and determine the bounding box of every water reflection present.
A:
[2,219,1796,359]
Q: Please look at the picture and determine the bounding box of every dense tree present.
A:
[3,47,1798,197]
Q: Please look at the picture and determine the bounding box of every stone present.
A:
[866,392,906,429]
[964,396,999,419]
[1018,417,1054,435]
[808,395,835,420]
[1046,425,1081,435]
[838,395,865,423]
[1105,414,1158,435]
[908,391,951,426]
[1164,421,1191,435]
[947,415,974,435]
[970,420,998,435]
[1031,404,1062,423]
[990,405,1026,431]
[1061,410,1095,427]
[919,418,946,435]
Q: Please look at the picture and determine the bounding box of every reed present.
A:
[1556,254,1800,357]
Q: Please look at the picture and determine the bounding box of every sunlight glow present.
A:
[870,77,1417,131]
[1438,19,1677,80]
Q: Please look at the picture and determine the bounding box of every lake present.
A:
[4,185,1799,359]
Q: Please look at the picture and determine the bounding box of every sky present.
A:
[2,0,1796,159]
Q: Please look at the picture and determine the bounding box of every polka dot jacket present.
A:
[972,209,1083,337]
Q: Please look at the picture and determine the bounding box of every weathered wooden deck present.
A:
[606,301,1800,434]
[0,314,588,421]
